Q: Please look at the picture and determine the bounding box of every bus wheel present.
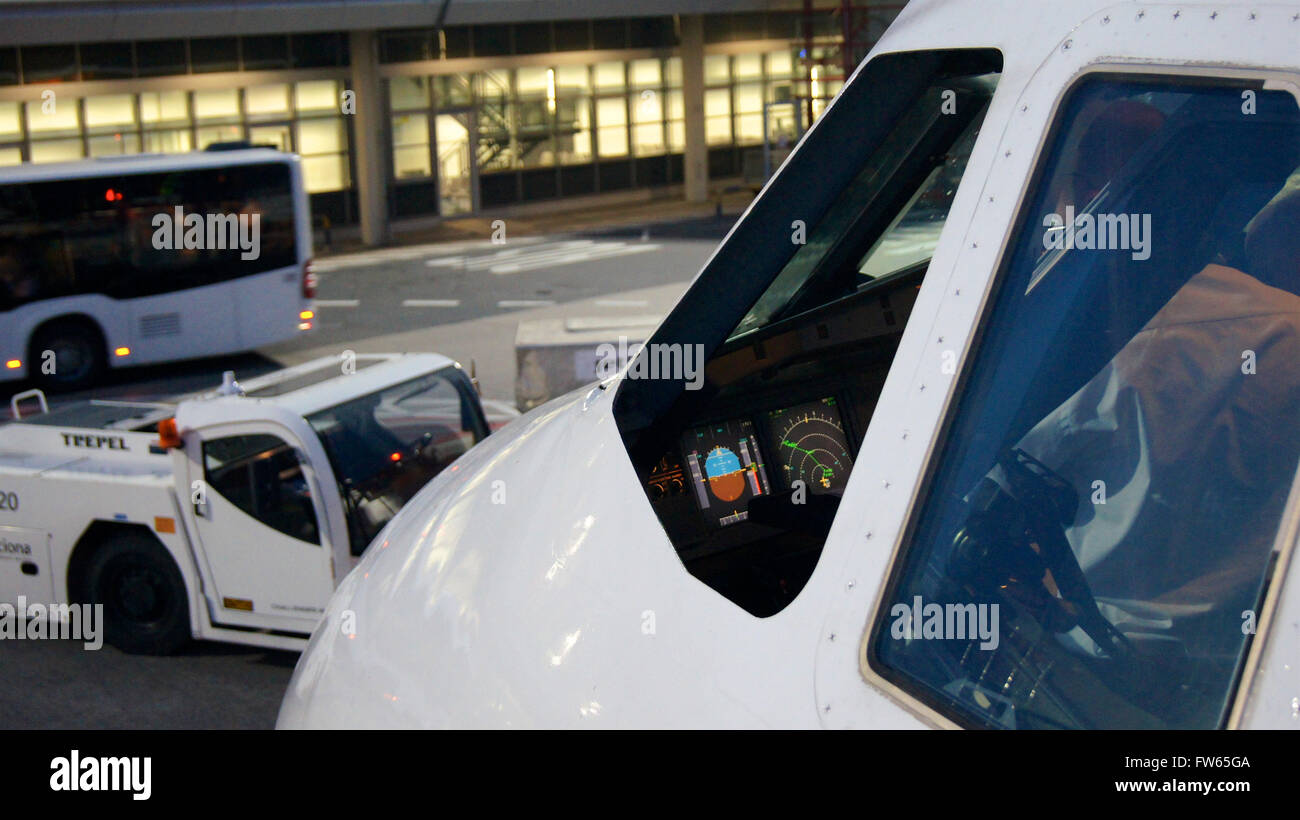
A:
[29,319,107,392]
[84,534,191,655]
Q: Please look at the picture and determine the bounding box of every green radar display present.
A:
[766,398,853,493]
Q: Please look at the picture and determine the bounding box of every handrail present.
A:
[9,388,49,419]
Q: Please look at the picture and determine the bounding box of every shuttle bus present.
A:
[0,148,315,390]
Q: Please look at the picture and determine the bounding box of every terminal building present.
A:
[0,1,900,244]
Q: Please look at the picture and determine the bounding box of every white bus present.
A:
[0,148,315,390]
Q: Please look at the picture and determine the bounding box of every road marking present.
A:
[595,298,649,307]
[314,236,548,272]
[313,299,360,307]
[491,242,659,274]
[425,240,662,275]
[497,299,555,308]
[402,299,461,307]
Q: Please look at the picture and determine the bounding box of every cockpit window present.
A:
[730,72,998,341]
[613,50,1004,618]
[870,74,1300,729]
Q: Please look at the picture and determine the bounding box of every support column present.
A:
[680,14,708,203]
[349,30,389,246]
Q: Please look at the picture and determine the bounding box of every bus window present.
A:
[0,162,297,308]
[870,75,1300,729]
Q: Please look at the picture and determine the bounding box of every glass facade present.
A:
[1,81,351,196]
[0,11,861,225]
[385,47,811,214]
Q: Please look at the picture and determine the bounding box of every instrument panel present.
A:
[765,397,853,495]
[657,394,858,532]
[681,417,772,527]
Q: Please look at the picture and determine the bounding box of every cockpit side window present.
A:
[731,73,998,340]
[613,49,1003,618]
[868,73,1300,729]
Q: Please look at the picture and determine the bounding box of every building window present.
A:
[632,87,665,156]
[29,138,82,164]
[553,20,590,52]
[595,96,628,158]
[85,93,138,157]
[241,35,289,71]
[733,53,762,81]
[593,61,625,93]
[592,19,627,50]
[295,80,340,113]
[0,102,22,142]
[245,84,290,119]
[141,90,190,153]
[135,39,187,77]
[190,37,238,73]
[80,42,135,80]
[705,88,731,145]
[25,97,79,139]
[297,117,350,192]
[473,25,512,58]
[389,76,429,112]
[666,89,684,152]
[0,48,18,86]
[21,44,78,83]
[290,33,346,69]
[392,112,431,178]
[734,81,764,145]
[767,49,794,79]
[435,74,472,108]
[193,87,240,147]
[555,96,592,164]
[513,23,551,55]
[705,54,731,85]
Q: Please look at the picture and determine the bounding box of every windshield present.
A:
[871,75,1300,729]
[729,72,997,340]
[307,369,481,554]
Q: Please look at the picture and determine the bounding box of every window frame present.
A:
[858,64,1300,730]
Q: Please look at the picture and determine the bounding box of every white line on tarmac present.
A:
[594,298,650,307]
[402,299,461,307]
[313,299,360,307]
[496,299,556,308]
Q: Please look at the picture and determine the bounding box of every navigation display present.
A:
[765,397,854,494]
[681,418,770,526]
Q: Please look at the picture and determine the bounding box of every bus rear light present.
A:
[4,359,19,370]
[299,310,314,320]
[114,347,131,357]
[302,259,317,299]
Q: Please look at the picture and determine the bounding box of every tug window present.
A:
[203,433,320,545]
[871,75,1300,729]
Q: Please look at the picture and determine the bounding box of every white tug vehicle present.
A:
[281,0,1300,729]
[0,354,488,653]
